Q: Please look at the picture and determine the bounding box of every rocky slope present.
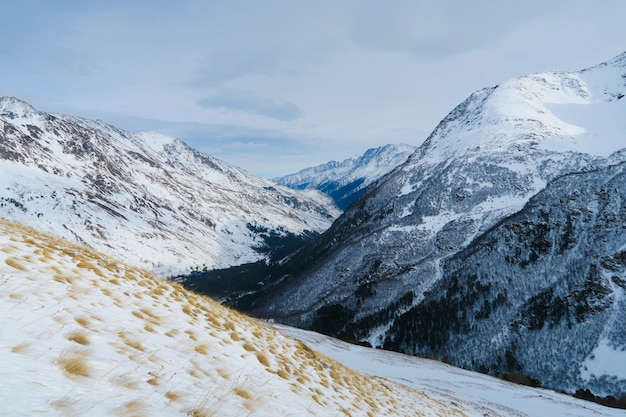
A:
[276,144,415,210]
[180,52,626,399]
[0,97,340,276]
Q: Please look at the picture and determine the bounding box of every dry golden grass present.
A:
[148,352,164,365]
[129,306,164,327]
[242,342,256,352]
[233,386,252,400]
[110,374,140,390]
[118,332,145,352]
[194,344,209,355]
[66,330,90,345]
[50,397,79,416]
[57,349,91,378]
[296,375,310,385]
[11,342,30,354]
[164,329,178,338]
[53,273,73,284]
[68,284,91,301]
[256,352,270,367]
[165,391,184,403]
[1,244,18,253]
[146,377,160,386]
[181,303,194,317]
[76,259,104,277]
[112,400,148,417]
[74,316,90,328]
[216,368,230,380]
[5,257,28,271]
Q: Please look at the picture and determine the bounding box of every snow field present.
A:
[0,218,482,417]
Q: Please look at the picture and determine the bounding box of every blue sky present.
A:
[2,1,626,177]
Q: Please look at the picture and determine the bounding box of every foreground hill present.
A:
[0,219,620,416]
[276,144,416,210]
[180,52,626,399]
[0,97,340,276]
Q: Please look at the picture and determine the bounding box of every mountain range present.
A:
[3,48,626,409]
[276,144,416,210]
[180,51,626,401]
[2,218,622,416]
[0,96,340,276]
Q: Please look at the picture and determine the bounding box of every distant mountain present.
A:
[180,51,626,400]
[3,218,621,416]
[276,144,416,210]
[0,97,340,276]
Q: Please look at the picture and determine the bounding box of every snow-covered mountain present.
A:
[2,218,622,416]
[0,97,340,276]
[180,52,626,400]
[276,144,416,210]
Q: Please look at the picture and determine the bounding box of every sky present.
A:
[1,1,626,177]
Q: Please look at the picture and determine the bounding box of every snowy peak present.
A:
[0,96,42,119]
[594,50,626,69]
[277,143,416,210]
[414,51,626,165]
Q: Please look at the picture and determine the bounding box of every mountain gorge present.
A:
[0,97,340,276]
[180,52,626,400]
[276,144,416,210]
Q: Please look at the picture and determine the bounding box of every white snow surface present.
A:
[581,339,626,382]
[0,219,622,417]
[389,51,626,259]
[414,53,626,166]
[581,268,626,383]
[0,97,341,276]
[277,325,625,417]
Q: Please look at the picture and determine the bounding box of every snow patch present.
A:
[581,339,626,381]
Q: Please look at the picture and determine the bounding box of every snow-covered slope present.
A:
[279,325,624,417]
[0,97,340,276]
[182,52,626,399]
[1,219,621,417]
[276,144,416,210]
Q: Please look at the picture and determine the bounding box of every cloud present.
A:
[57,107,316,176]
[198,89,302,121]
[349,0,569,58]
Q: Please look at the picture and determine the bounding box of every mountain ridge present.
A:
[179,51,626,399]
[276,143,416,210]
[0,97,340,276]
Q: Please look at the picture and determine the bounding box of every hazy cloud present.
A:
[349,1,568,58]
[198,89,302,121]
[2,1,626,176]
